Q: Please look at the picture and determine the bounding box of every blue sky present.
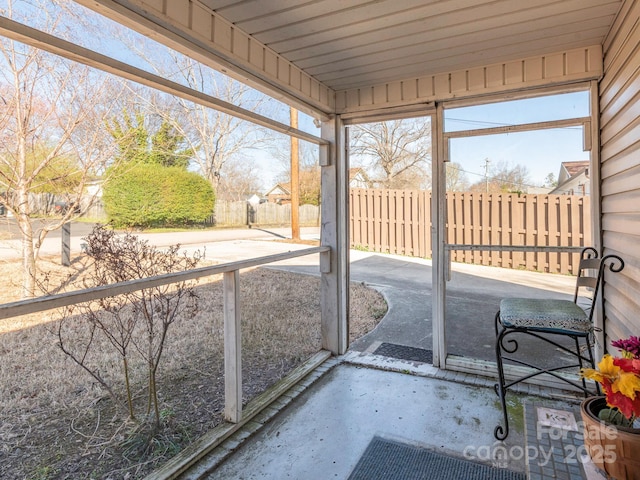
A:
[448,127,587,188]
[444,92,590,187]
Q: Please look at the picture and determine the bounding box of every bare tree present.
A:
[544,172,558,188]
[469,160,531,193]
[298,164,321,206]
[0,0,122,297]
[446,162,471,191]
[174,70,266,192]
[350,118,432,189]
[216,160,265,202]
[117,37,269,199]
[272,140,321,205]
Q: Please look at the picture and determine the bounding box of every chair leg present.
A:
[494,312,510,441]
[576,336,598,397]
[575,336,589,395]
[583,334,600,396]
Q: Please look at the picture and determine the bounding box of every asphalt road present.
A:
[0,218,320,259]
[0,217,97,240]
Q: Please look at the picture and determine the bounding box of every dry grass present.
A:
[0,253,386,479]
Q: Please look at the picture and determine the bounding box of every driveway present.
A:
[196,240,575,366]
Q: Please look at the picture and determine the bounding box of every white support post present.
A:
[432,103,447,368]
[320,115,349,355]
[224,270,242,423]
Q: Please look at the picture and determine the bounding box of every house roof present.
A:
[349,168,368,181]
[551,161,590,195]
[266,170,368,196]
[265,183,291,196]
[561,161,590,177]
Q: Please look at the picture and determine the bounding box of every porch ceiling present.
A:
[200,0,622,92]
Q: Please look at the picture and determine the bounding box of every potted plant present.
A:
[580,336,640,479]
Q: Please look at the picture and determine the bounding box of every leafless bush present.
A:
[57,225,202,427]
[0,255,386,478]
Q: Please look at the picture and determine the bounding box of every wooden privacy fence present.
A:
[211,202,320,227]
[75,199,321,227]
[350,189,430,258]
[350,189,591,275]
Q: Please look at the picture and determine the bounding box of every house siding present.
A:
[600,0,640,345]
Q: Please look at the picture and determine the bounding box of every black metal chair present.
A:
[494,248,624,440]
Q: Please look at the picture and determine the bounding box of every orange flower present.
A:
[581,354,618,384]
[581,352,640,420]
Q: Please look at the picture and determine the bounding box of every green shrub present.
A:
[103,164,215,228]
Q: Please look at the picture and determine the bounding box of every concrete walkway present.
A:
[345,252,575,365]
[251,246,575,365]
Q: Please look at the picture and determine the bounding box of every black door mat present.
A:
[348,436,525,480]
[373,342,433,364]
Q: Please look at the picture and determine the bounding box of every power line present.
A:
[446,117,583,131]
[446,162,551,190]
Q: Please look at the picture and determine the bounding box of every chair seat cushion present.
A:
[499,298,589,334]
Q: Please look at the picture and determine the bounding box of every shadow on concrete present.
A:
[248,227,287,239]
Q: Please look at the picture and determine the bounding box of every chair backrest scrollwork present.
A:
[573,247,624,323]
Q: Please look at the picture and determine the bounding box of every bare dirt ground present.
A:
[0,253,387,479]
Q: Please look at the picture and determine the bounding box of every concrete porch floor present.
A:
[183,354,597,480]
[110,236,600,479]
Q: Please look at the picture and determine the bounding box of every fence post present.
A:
[61,222,71,267]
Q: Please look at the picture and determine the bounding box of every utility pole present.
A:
[484,158,491,193]
[290,107,300,240]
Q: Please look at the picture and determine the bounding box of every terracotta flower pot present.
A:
[580,396,640,480]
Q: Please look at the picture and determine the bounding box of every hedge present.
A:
[103,164,215,228]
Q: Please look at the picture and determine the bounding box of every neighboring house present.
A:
[550,161,590,195]
[85,180,103,197]
[266,169,370,204]
[265,183,291,204]
[349,168,371,189]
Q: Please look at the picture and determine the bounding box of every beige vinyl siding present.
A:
[600,0,640,345]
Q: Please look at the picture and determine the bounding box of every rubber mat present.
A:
[373,342,433,364]
[348,436,525,480]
